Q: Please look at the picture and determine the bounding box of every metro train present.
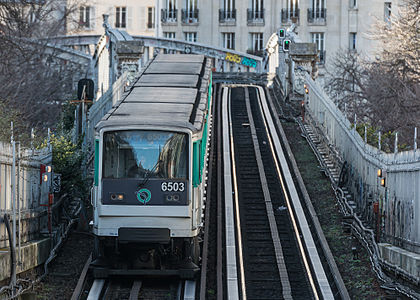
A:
[90,54,212,278]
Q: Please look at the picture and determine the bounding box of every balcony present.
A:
[181,9,199,24]
[247,9,265,25]
[307,8,327,24]
[281,9,300,24]
[219,9,236,24]
[161,9,177,24]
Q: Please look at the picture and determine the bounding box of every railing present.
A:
[0,142,52,248]
[281,9,300,23]
[161,9,177,23]
[307,8,327,23]
[247,9,265,24]
[181,9,199,24]
[219,9,236,23]
[305,73,420,254]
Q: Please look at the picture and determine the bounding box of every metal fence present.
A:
[0,142,52,248]
[305,74,420,253]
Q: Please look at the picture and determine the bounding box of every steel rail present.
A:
[256,86,333,299]
[227,87,247,299]
[128,280,142,300]
[183,280,196,300]
[70,254,92,300]
[216,85,224,300]
[199,99,215,300]
[243,87,292,300]
[221,86,240,299]
[87,279,105,300]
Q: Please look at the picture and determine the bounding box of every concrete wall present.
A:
[0,143,52,248]
[305,74,420,255]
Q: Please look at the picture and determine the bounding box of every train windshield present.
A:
[102,130,188,179]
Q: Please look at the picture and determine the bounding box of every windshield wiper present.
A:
[138,160,161,188]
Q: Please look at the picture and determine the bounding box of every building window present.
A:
[252,0,264,14]
[79,6,90,28]
[384,2,391,23]
[182,0,199,23]
[185,32,197,42]
[147,7,155,29]
[224,0,235,13]
[28,9,37,23]
[312,32,325,64]
[162,0,177,22]
[349,32,357,50]
[308,0,326,22]
[350,0,357,8]
[220,0,236,21]
[222,33,235,50]
[250,33,264,51]
[115,6,126,28]
[248,0,264,21]
[282,0,299,23]
[164,32,176,39]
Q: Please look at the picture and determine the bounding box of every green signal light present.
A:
[283,39,291,51]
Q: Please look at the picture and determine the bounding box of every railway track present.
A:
[72,82,337,300]
[223,85,334,299]
[88,278,196,300]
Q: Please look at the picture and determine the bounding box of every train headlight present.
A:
[110,193,124,201]
[165,194,180,204]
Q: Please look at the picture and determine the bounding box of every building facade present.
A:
[67,0,398,71]
[158,0,398,69]
[67,0,157,37]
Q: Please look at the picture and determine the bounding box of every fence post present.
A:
[31,128,34,156]
[394,132,398,154]
[364,125,367,144]
[10,122,17,289]
[378,131,381,151]
[353,114,357,134]
[414,127,417,151]
[17,142,21,263]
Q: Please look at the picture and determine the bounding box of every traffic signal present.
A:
[283,40,291,52]
[380,177,386,187]
[279,28,286,38]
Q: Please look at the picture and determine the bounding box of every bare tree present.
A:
[326,0,420,147]
[0,0,83,141]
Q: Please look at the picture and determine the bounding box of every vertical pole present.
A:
[11,121,17,288]
[394,132,398,154]
[47,128,51,150]
[414,127,417,151]
[364,125,367,143]
[353,114,357,133]
[378,131,381,151]
[17,142,21,263]
[156,0,160,38]
[31,128,34,156]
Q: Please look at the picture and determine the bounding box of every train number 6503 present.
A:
[161,182,185,192]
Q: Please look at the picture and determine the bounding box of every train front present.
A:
[91,127,199,277]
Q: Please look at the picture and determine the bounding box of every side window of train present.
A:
[193,141,200,187]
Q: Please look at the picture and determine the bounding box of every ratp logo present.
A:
[136,188,151,204]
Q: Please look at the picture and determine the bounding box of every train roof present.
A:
[95,54,211,133]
